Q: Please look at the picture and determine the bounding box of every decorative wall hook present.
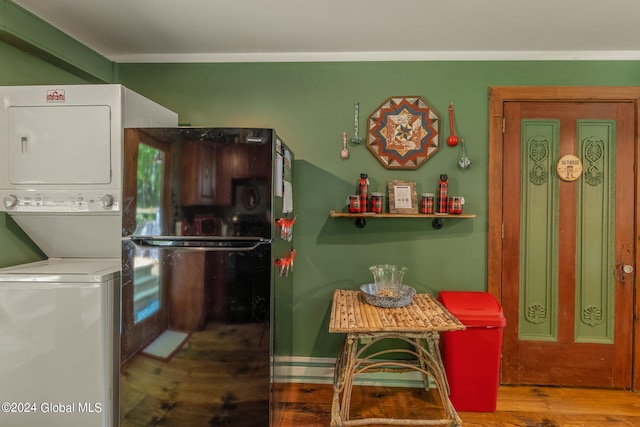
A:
[351,102,362,144]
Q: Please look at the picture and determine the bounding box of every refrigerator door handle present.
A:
[126,236,272,251]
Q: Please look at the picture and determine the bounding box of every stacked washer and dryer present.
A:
[0,85,177,427]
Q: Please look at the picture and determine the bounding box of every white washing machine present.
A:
[0,258,119,427]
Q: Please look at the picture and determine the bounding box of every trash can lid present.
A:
[438,291,506,327]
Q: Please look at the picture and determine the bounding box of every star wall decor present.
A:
[366,96,440,169]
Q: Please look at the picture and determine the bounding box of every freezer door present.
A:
[120,238,272,425]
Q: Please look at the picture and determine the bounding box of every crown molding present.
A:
[109,50,640,64]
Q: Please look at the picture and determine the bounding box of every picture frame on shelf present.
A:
[388,180,418,213]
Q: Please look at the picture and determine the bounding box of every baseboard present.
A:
[273,356,431,388]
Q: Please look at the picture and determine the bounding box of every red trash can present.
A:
[438,291,506,412]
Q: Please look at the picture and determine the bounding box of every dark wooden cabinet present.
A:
[214,143,236,206]
[180,141,216,205]
[169,251,207,331]
[167,251,232,330]
[180,140,271,206]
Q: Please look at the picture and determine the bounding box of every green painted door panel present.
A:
[519,120,560,341]
[575,120,616,343]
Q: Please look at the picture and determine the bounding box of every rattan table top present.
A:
[329,289,465,334]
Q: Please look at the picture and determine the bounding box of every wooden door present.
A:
[499,100,634,387]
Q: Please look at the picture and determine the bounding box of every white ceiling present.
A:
[11,0,640,63]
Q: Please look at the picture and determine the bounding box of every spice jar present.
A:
[421,193,435,214]
[348,195,360,213]
[370,192,383,213]
[448,196,464,214]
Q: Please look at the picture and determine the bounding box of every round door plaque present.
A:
[556,154,583,182]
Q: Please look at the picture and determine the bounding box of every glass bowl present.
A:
[360,283,416,308]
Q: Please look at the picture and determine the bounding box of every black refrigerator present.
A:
[118,128,295,426]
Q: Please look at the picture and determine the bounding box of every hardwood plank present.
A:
[120,322,270,426]
[122,322,640,426]
[276,383,640,427]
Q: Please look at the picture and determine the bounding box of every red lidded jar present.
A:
[370,192,383,213]
[348,195,360,213]
[421,193,435,214]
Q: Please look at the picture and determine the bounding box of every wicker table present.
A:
[329,289,465,426]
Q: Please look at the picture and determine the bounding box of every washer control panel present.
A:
[0,190,121,212]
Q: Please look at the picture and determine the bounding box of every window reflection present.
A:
[133,252,160,323]
[133,144,164,323]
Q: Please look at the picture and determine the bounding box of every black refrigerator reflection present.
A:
[118,128,294,427]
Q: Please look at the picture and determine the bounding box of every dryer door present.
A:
[8,105,111,185]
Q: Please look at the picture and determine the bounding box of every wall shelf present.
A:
[329,210,476,229]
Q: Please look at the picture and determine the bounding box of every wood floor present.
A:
[120,322,270,427]
[276,382,640,427]
[120,323,640,426]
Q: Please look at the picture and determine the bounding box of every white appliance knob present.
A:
[3,195,18,209]
[100,194,115,208]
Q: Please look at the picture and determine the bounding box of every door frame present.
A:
[487,86,640,391]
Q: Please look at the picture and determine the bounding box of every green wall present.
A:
[3,18,640,358]
[1,0,115,82]
[117,61,640,357]
[0,39,90,267]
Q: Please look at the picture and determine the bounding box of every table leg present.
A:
[332,333,462,427]
[422,332,451,395]
[331,338,346,426]
[340,336,359,422]
[331,335,358,426]
[418,334,461,426]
